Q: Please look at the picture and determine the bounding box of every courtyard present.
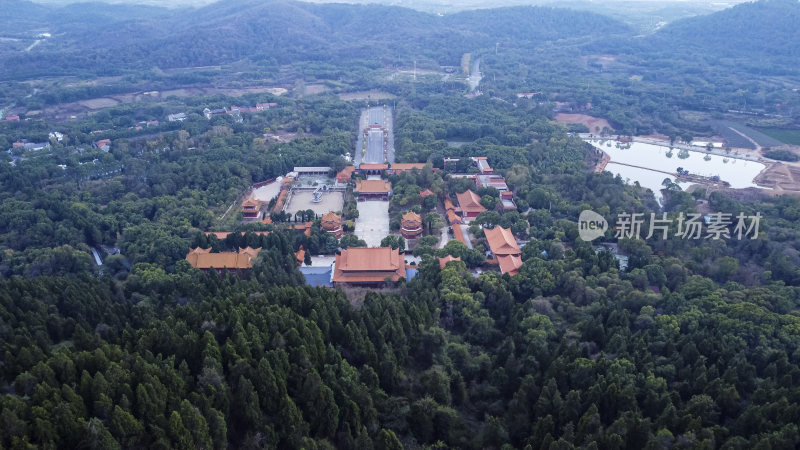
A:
[354,200,390,247]
[284,190,344,216]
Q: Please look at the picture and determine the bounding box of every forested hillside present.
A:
[2,0,800,448]
[0,0,631,79]
[2,87,800,447]
[653,0,800,59]
[3,229,800,448]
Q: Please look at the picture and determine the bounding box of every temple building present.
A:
[185,246,261,274]
[355,179,392,200]
[455,190,486,219]
[290,221,313,237]
[484,226,523,276]
[476,174,516,210]
[336,166,355,184]
[390,163,427,174]
[358,163,389,175]
[321,212,343,238]
[332,247,405,286]
[400,211,423,239]
[241,198,261,220]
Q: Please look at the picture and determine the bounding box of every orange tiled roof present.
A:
[444,198,456,211]
[438,255,461,268]
[484,226,521,256]
[497,254,523,276]
[239,246,261,257]
[262,216,273,225]
[359,163,389,170]
[392,163,426,172]
[401,211,422,227]
[336,166,355,182]
[456,190,486,214]
[290,222,313,237]
[242,198,260,209]
[273,190,287,211]
[333,247,405,284]
[186,247,261,270]
[321,212,341,227]
[420,189,434,198]
[295,245,305,265]
[446,210,461,225]
[355,179,392,194]
[452,224,467,245]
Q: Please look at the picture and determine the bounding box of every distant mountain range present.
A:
[1,0,799,79]
[653,0,800,58]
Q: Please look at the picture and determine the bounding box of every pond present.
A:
[587,139,767,202]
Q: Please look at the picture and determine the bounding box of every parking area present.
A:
[355,200,390,247]
[284,190,344,216]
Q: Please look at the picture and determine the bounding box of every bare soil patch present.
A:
[304,84,326,95]
[753,163,800,192]
[78,98,119,109]
[555,113,614,133]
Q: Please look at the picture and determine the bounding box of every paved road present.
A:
[355,105,394,166]
[468,58,482,92]
[366,129,384,163]
[438,226,450,249]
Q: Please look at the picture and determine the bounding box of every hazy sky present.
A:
[31,0,750,6]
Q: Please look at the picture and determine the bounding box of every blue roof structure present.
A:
[300,266,333,287]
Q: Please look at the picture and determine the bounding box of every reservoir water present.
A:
[586,139,767,201]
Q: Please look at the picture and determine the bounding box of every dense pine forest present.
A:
[2,89,800,448]
[3,0,800,448]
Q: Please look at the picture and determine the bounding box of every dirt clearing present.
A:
[555,113,614,133]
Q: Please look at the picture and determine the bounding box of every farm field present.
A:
[756,127,800,146]
[711,120,784,148]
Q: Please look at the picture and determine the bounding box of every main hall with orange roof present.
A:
[186,246,261,274]
[333,247,406,287]
[484,226,523,276]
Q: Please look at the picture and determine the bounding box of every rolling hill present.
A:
[652,0,800,59]
[0,0,630,78]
